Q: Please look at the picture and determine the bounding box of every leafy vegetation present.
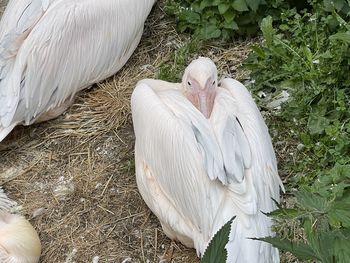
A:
[165,0,309,40]
[243,0,350,261]
[202,217,235,263]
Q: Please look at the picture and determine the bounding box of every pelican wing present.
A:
[132,80,228,248]
[219,78,284,212]
[0,0,155,133]
[0,0,51,40]
[207,79,283,263]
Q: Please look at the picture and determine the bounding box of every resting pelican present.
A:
[131,57,284,262]
[0,188,41,263]
[0,0,156,141]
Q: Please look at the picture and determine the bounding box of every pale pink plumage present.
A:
[0,188,41,263]
[0,0,156,141]
[131,57,284,263]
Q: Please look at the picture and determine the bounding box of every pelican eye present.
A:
[187,81,192,86]
[212,80,216,85]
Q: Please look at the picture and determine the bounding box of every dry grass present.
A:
[0,1,273,263]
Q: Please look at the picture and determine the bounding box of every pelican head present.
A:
[182,57,218,118]
[0,211,41,263]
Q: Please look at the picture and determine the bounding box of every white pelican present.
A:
[131,57,284,262]
[0,0,156,141]
[0,188,41,263]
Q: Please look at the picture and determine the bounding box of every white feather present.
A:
[0,188,41,263]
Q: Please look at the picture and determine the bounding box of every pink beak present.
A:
[198,91,215,118]
[186,80,216,119]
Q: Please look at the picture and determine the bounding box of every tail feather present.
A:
[225,214,279,263]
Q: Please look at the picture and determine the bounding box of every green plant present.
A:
[245,2,350,180]
[164,0,307,40]
[243,1,350,261]
[202,217,235,263]
[260,165,350,262]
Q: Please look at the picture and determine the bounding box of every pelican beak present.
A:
[198,81,216,119]
[198,92,213,118]
[184,79,216,118]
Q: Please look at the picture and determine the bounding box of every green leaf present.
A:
[330,31,350,43]
[223,10,235,23]
[180,11,200,25]
[199,0,213,10]
[333,0,346,11]
[296,189,328,212]
[246,0,261,11]
[265,208,299,218]
[251,45,266,59]
[254,237,318,260]
[260,16,275,46]
[232,0,249,12]
[317,231,340,262]
[302,46,313,63]
[218,3,230,14]
[307,114,331,135]
[200,24,221,39]
[201,217,235,263]
[334,230,350,262]
[223,19,239,30]
[328,191,350,227]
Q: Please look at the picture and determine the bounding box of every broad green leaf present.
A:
[251,45,266,59]
[199,0,213,10]
[254,237,318,260]
[296,189,328,212]
[322,0,346,11]
[323,0,333,11]
[246,0,261,11]
[223,19,238,30]
[201,217,235,263]
[334,230,350,263]
[218,3,230,14]
[307,114,330,135]
[223,10,235,23]
[317,231,339,262]
[200,24,221,39]
[302,46,313,63]
[330,31,350,43]
[328,191,350,227]
[333,0,346,11]
[265,208,299,218]
[180,11,200,25]
[260,16,275,46]
[232,0,249,12]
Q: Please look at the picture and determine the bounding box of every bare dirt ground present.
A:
[0,1,294,263]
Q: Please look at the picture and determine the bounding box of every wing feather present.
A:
[132,81,227,252]
[212,79,282,262]
[219,78,284,212]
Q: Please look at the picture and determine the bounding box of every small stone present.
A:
[297,144,304,151]
[32,207,47,218]
[121,258,132,263]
